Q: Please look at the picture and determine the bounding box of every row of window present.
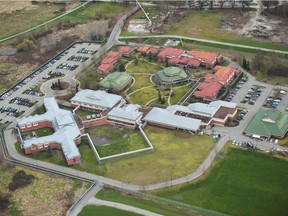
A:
[20,122,38,129]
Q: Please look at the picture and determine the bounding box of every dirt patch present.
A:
[91,134,113,146]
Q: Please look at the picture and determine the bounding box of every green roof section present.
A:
[155,67,189,83]
[99,72,132,91]
[244,108,288,138]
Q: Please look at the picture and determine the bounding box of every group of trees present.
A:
[51,79,63,90]
[242,56,250,71]
[158,90,166,104]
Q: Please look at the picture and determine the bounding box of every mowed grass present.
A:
[167,10,288,51]
[87,125,149,157]
[129,86,158,105]
[127,74,152,93]
[126,60,162,74]
[170,83,193,105]
[95,188,201,216]
[156,147,288,216]
[79,205,140,216]
[105,126,214,184]
[21,127,54,138]
[0,2,67,38]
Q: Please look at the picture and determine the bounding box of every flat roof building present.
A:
[99,72,133,92]
[71,89,126,111]
[17,98,82,166]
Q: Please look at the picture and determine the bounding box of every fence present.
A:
[83,124,154,164]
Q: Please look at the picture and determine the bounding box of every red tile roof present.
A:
[97,63,113,73]
[101,57,117,64]
[213,66,236,85]
[118,46,133,55]
[194,81,223,100]
[189,50,220,63]
[148,47,158,54]
[137,46,150,53]
[169,57,201,67]
[158,47,184,60]
[106,51,121,59]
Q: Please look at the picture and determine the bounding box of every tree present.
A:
[262,0,279,10]
[246,60,250,71]
[161,97,166,104]
[148,51,153,61]
[158,90,162,102]
[242,56,247,69]
[119,63,125,72]
[165,58,169,67]
[57,79,62,90]
[46,145,53,157]
[134,57,138,66]
[16,39,36,52]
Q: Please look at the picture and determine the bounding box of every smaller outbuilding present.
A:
[99,72,133,92]
[155,66,190,86]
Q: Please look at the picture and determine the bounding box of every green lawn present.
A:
[156,147,288,216]
[87,125,149,157]
[127,74,152,94]
[129,86,158,105]
[79,205,140,216]
[126,60,162,74]
[170,83,193,105]
[105,126,214,184]
[21,128,54,138]
[95,188,201,216]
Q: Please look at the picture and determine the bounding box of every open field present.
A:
[79,205,140,216]
[126,60,162,74]
[105,126,214,184]
[127,74,152,93]
[95,188,201,216]
[0,164,79,216]
[15,126,214,184]
[0,2,70,39]
[166,10,288,52]
[87,125,149,157]
[0,63,36,94]
[129,86,158,105]
[170,83,193,105]
[156,147,288,216]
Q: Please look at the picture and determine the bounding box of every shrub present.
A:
[8,170,35,191]
[16,39,36,52]
[0,194,10,212]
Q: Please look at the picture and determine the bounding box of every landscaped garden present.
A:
[86,125,149,157]
[155,146,288,216]
[21,128,54,138]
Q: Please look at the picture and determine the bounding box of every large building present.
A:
[71,89,126,111]
[118,46,134,57]
[143,107,202,132]
[107,104,143,129]
[188,50,221,69]
[155,67,190,86]
[158,47,185,62]
[97,51,122,74]
[244,108,288,139]
[168,57,201,69]
[17,98,83,166]
[193,66,239,101]
[166,100,237,126]
[99,72,133,92]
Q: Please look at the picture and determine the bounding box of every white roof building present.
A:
[71,89,125,110]
[17,97,81,161]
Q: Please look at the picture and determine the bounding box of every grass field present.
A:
[0,165,76,216]
[0,2,69,39]
[167,10,288,52]
[126,60,162,74]
[95,188,201,216]
[156,147,288,216]
[127,74,152,94]
[105,126,214,184]
[79,205,140,216]
[129,86,158,105]
[87,125,149,157]
[170,83,193,105]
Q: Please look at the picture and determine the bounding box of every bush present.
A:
[16,39,36,52]
[267,64,288,77]
[8,170,35,191]
[0,194,10,212]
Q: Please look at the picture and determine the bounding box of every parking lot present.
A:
[263,88,288,112]
[0,42,101,123]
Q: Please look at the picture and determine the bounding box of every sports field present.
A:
[156,147,288,216]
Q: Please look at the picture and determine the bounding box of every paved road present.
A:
[67,183,103,216]
[118,35,288,55]
[88,197,163,216]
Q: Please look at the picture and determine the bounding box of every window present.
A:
[33,122,38,126]
[20,125,26,129]
[27,124,32,128]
